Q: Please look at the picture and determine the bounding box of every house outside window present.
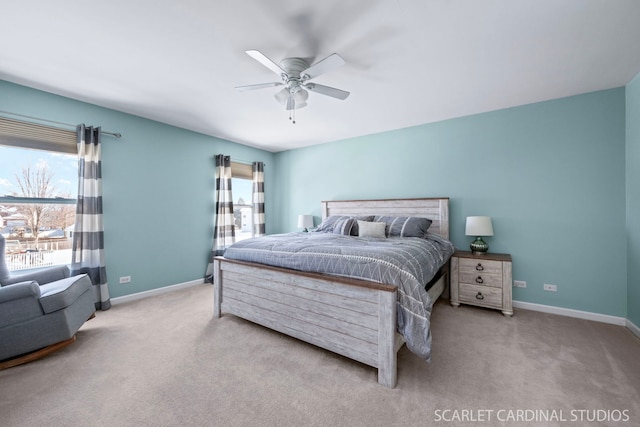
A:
[0,144,77,272]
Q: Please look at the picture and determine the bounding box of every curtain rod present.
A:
[214,155,266,167]
[0,109,122,138]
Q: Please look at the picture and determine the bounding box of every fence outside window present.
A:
[5,250,54,270]
[2,237,72,272]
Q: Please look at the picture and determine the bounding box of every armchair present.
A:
[0,235,96,368]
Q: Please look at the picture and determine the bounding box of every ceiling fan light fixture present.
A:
[294,88,309,103]
[274,88,289,104]
[286,101,307,110]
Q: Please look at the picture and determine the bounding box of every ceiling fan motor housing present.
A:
[279,58,311,82]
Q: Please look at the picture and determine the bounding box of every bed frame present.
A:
[213,198,450,388]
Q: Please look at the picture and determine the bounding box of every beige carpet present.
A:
[1,283,639,427]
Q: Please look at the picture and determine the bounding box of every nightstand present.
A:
[450,250,513,316]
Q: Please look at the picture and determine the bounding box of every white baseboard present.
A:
[512,300,627,326]
[111,279,206,305]
[627,319,640,339]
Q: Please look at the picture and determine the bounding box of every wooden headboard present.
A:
[321,198,450,239]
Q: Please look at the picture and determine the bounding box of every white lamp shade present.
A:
[297,214,314,229]
[294,88,309,103]
[465,216,494,236]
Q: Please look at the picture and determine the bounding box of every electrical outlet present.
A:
[119,276,131,284]
[513,280,527,288]
[543,283,557,292]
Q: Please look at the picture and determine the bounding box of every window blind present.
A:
[231,161,253,180]
[0,116,77,154]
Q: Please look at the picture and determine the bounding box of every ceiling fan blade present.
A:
[235,82,283,91]
[245,49,287,76]
[301,53,345,79]
[304,83,350,100]
[274,87,290,104]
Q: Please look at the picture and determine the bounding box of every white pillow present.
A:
[358,220,386,238]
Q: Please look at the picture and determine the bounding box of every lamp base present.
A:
[470,237,489,254]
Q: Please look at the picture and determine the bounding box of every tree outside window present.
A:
[1,145,76,271]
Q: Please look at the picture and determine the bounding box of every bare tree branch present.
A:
[14,163,59,247]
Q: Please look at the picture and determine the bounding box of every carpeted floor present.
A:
[1,283,639,427]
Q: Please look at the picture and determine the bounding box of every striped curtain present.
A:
[71,125,109,310]
[206,155,235,282]
[252,161,265,237]
[212,154,235,256]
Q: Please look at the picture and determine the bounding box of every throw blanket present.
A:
[222,232,455,361]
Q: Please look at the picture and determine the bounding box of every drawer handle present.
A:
[476,263,484,271]
[476,292,484,300]
[475,276,484,284]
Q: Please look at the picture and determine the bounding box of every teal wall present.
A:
[627,73,640,327]
[1,78,633,319]
[274,89,627,317]
[0,80,275,298]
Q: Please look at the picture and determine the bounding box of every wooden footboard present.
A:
[213,257,400,388]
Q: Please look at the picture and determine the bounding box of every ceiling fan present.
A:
[235,49,350,123]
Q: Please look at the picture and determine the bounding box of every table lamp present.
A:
[465,216,493,254]
[297,214,314,232]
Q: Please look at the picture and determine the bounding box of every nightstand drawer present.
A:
[459,258,503,275]
[459,272,503,288]
[459,283,502,309]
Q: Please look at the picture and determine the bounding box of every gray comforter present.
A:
[222,232,455,361]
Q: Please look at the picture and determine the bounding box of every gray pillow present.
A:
[315,215,374,236]
[332,218,358,235]
[373,215,433,238]
[315,215,349,233]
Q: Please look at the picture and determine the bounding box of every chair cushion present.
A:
[39,274,92,314]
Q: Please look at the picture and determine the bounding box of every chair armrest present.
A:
[0,281,44,328]
[2,265,70,286]
[0,281,41,302]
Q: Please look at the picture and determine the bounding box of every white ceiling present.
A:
[1,0,640,152]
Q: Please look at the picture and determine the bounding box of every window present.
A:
[1,139,77,272]
[231,162,254,242]
[232,178,254,241]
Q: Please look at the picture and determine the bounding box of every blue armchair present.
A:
[0,235,96,368]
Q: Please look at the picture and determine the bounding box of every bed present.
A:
[213,198,452,388]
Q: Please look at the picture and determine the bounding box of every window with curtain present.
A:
[0,118,77,272]
[207,157,265,282]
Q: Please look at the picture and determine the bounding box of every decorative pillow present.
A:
[358,220,387,238]
[315,215,348,233]
[373,215,433,238]
[332,218,358,235]
[315,215,374,235]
